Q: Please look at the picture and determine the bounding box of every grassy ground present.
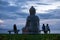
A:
[0,34,60,40]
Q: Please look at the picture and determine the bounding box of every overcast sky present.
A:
[0,0,60,34]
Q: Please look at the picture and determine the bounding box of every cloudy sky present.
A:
[0,0,60,34]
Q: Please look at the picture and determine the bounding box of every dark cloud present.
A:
[0,0,60,19]
[0,13,17,19]
[0,12,28,19]
[37,9,60,19]
[0,0,22,19]
[16,0,36,2]
[15,13,28,16]
[48,9,60,19]
[37,13,52,19]
[0,0,19,12]
[55,0,60,1]
[0,0,9,6]
[0,6,18,12]
[36,3,50,5]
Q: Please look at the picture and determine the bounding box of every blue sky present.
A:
[0,0,60,34]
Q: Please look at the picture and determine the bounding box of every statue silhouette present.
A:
[22,6,40,34]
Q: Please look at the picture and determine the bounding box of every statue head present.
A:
[29,6,36,15]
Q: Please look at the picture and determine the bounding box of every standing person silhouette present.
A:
[42,24,47,34]
[25,6,40,34]
[46,24,50,34]
[13,24,18,34]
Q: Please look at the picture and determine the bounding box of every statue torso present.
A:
[27,15,39,32]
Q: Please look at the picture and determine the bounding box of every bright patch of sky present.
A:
[0,20,4,24]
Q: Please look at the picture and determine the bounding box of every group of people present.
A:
[42,24,50,34]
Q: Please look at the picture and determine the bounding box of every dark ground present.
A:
[0,34,60,40]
